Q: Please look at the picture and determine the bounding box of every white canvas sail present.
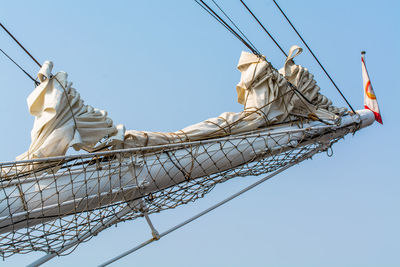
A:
[0,45,376,259]
[15,46,346,158]
[16,61,125,161]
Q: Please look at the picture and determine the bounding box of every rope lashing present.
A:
[53,76,79,135]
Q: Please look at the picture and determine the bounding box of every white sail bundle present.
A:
[16,61,125,161]
[124,46,345,147]
[0,45,375,259]
[14,46,345,157]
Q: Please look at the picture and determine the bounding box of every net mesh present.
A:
[0,120,357,259]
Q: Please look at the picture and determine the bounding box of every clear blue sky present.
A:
[0,1,399,266]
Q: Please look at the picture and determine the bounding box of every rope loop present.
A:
[326,145,333,157]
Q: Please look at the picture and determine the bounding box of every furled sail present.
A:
[16,45,345,160]
[16,61,125,161]
[279,46,346,115]
[0,45,374,259]
[124,46,345,147]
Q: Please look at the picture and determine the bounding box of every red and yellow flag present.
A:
[362,51,382,124]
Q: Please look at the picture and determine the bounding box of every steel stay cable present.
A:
[211,0,260,55]
[0,5,361,263]
[239,0,287,57]
[0,48,38,85]
[195,0,260,55]
[195,0,258,55]
[272,0,356,114]
[0,22,41,85]
[0,22,41,68]
[194,0,242,44]
[98,148,318,267]
[0,22,81,141]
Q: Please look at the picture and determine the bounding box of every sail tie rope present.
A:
[53,76,79,135]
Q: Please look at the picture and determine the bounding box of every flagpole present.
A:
[361,51,371,79]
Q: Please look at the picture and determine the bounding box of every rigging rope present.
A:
[194,0,260,56]
[211,0,261,55]
[239,0,287,57]
[0,22,41,68]
[272,0,356,114]
[0,48,38,85]
[98,153,314,267]
[194,1,240,44]
[0,22,81,138]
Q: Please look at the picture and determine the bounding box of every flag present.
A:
[361,51,382,124]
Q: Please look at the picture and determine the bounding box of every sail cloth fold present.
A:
[124,45,345,148]
[17,61,124,160]
[279,46,347,116]
[18,45,345,158]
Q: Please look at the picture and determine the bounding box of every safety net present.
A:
[0,116,359,258]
